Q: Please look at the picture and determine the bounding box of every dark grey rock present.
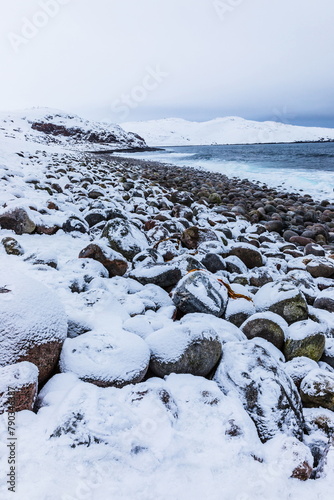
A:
[102,217,148,261]
[146,324,222,377]
[240,312,287,350]
[172,270,228,317]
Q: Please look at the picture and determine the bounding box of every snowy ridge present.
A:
[0,107,147,152]
[121,116,334,146]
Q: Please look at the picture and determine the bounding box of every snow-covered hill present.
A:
[0,108,147,152]
[121,117,334,146]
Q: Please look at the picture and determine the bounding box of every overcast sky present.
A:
[1,0,334,126]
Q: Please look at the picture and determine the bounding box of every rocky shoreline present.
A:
[109,155,334,248]
[1,146,334,492]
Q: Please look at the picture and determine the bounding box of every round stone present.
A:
[59,330,150,388]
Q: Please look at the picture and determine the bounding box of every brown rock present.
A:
[17,342,62,385]
[290,236,314,246]
[78,244,128,277]
[35,224,60,235]
[291,461,313,481]
[181,226,219,250]
[229,244,264,269]
[0,362,39,414]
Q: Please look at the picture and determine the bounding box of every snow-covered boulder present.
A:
[284,320,326,362]
[263,436,313,481]
[281,270,319,305]
[284,357,319,388]
[214,341,304,442]
[200,252,226,273]
[59,331,150,388]
[240,312,287,350]
[63,258,109,293]
[172,270,228,316]
[225,255,248,274]
[0,268,67,383]
[300,369,334,410]
[254,281,308,325]
[146,323,222,378]
[180,313,246,344]
[102,218,148,260]
[78,243,128,278]
[303,407,334,478]
[0,362,38,414]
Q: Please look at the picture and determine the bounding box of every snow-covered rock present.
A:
[102,218,148,261]
[254,281,308,325]
[59,330,150,388]
[284,320,326,362]
[300,369,334,410]
[0,362,39,413]
[240,312,288,350]
[146,323,222,377]
[0,267,67,383]
[172,270,228,316]
[214,341,304,442]
[284,357,319,388]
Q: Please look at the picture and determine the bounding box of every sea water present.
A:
[117,142,334,202]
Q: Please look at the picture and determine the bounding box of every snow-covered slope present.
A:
[0,108,147,152]
[121,117,334,146]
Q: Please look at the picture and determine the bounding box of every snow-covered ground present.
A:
[121,117,334,146]
[0,109,334,500]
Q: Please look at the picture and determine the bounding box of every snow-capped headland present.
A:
[121,116,334,146]
[0,107,147,153]
[0,109,334,500]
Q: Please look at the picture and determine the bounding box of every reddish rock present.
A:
[290,236,314,246]
[0,270,67,385]
[35,224,60,235]
[0,362,39,414]
[144,220,157,231]
[47,201,59,210]
[78,244,128,277]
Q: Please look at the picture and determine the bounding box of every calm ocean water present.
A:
[117,142,334,202]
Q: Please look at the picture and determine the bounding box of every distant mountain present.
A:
[121,116,334,146]
[0,108,147,152]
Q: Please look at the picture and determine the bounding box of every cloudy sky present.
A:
[1,0,334,126]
